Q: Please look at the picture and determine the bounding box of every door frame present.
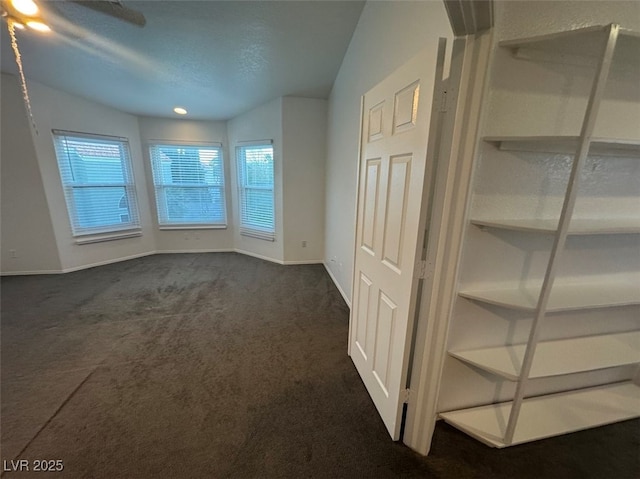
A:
[401,31,495,455]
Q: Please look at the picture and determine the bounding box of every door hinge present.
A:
[439,89,448,112]
[401,388,411,404]
[416,260,428,279]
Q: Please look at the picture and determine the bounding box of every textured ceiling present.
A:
[1,1,365,120]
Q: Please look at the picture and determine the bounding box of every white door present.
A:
[349,43,446,440]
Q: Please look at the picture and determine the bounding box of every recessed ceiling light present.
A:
[173,107,187,115]
[26,20,50,32]
[12,0,39,16]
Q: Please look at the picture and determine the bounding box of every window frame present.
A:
[52,130,141,240]
[148,141,227,229]
[236,142,276,241]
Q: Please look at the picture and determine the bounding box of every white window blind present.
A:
[149,143,226,227]
[236,144,275,241]
[52,131,140,237]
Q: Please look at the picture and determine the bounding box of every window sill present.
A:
[240,229,275,242]
[75,229,142,245]
[158,225,227,231]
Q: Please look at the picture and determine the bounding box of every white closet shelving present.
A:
[459,282,640,312]
[449,330,640,381]
[484,136,640,157]
[440,382,639,448]
[439,24,640,448]
[470,218,640,235]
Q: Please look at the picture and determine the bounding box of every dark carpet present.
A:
[1,253,638,478]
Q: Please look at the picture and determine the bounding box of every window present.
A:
[52,130,140,237]
[236,143,275,241]
[149,143,226,228]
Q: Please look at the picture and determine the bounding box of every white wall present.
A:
[137,117,234,252]
[1,74,61,274]
[324,0,453,303]
[227,98,285,263]
[25,79,156,271]
[2,79,328,273]
[282,97,327,263]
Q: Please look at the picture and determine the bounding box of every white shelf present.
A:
[445,23,640,450]
[471,218,640,235]
[459,281,640,312]
[499,25,640,70]
[484,136,640,157]
[440,382,640,448]
[450,330,640,381]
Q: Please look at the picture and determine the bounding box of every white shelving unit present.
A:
[483,136,640,157]
[450,330,640,380]
[500,26,640,69]
[440,382,640,448]
[470,218,640,235]
[459,282,640,312]
[440,24,640,447]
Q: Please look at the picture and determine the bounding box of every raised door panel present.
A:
[362,159,382,255]
[372,292,398,396]
[382,155,412,273]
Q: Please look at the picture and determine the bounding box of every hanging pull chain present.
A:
[8,20,39,135]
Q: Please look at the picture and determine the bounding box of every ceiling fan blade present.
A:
[38,2,86,38]
[71,1,146,27]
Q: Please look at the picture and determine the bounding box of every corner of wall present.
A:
[282,97,328,264]
[1,73,62,274]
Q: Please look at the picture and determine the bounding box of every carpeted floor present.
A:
[1,253,638,478]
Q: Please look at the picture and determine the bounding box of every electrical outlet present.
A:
[10,249,17,258]
[301,240,307,248]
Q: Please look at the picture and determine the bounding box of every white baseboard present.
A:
[323,262,351,308]
[61,251,156,273]
[282,259,324,265]
[0,251,157,276]
[233,248,284,265]
[1,250,326,276]
[233,249,324,266]
[1,269,65,276]
[155,249,234,254]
